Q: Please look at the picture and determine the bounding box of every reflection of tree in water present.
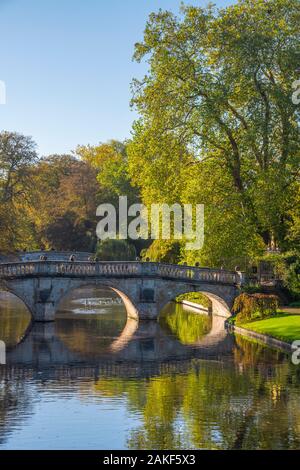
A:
[93,352,300,450]
[159,303,212,345]
[0,373,35,446]
[1,291,300,449]
[230,335,300,449]
[0,292,31,348]
[232,335,287,368]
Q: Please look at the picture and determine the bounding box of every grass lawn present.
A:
[242,313,300,343]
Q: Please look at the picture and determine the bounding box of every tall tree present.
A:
[77,140,147,255]
[0,131,37,252]
[28,155,100,251]
[129,0,300,267]
[77,140,139,205]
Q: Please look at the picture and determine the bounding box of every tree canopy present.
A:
[128,0,300,268]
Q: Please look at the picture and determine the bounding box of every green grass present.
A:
[242,313,300,343]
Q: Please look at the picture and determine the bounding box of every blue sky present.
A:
[0,0,234,156]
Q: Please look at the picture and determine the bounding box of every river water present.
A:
[0,288,299,450]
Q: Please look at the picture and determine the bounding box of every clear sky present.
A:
[0,0,234,156]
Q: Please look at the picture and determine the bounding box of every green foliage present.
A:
[284,258,300,298]
[0,131,38,252]
[141,239,182,264]
[286,184,300,251]
[0,137,141,254]
[96,239,136,261]
[233,293,279,325]
[77,140,139,206]
[241,283,265,294]
[255,251,300,299]
[176,292,211,309]
[44,212,96,252]
[77,140,148,255]
[29,154,100,251]
[226,316,236,325]
[129,0,300,268]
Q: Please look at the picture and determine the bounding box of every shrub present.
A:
[233,293,279,325]
[242,283,264,294]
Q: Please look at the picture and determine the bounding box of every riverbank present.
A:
[178,297,300,352]
[227,323,294,352]
[227,313,300,353]
[242,314,300,343]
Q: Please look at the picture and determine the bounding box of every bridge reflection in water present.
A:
[1,287,234,372]
[0,288,299,451]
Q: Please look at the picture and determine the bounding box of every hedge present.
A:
[233,293,279,325]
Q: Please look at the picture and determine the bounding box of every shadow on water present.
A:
[0,289,300,449]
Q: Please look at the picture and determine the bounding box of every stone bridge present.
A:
[0,259,243,322]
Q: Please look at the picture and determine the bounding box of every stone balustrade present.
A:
[0,261,241,285]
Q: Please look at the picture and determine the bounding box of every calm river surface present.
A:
[0,288,299,450]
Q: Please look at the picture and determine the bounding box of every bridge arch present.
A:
[0,289,32,348]
[155,282,234,319]
[53,280,139,321]
[0,284,34,319]
[54,311,138,359]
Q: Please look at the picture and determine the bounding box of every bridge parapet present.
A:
[156,264,239,284]
[0,261,241,285]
